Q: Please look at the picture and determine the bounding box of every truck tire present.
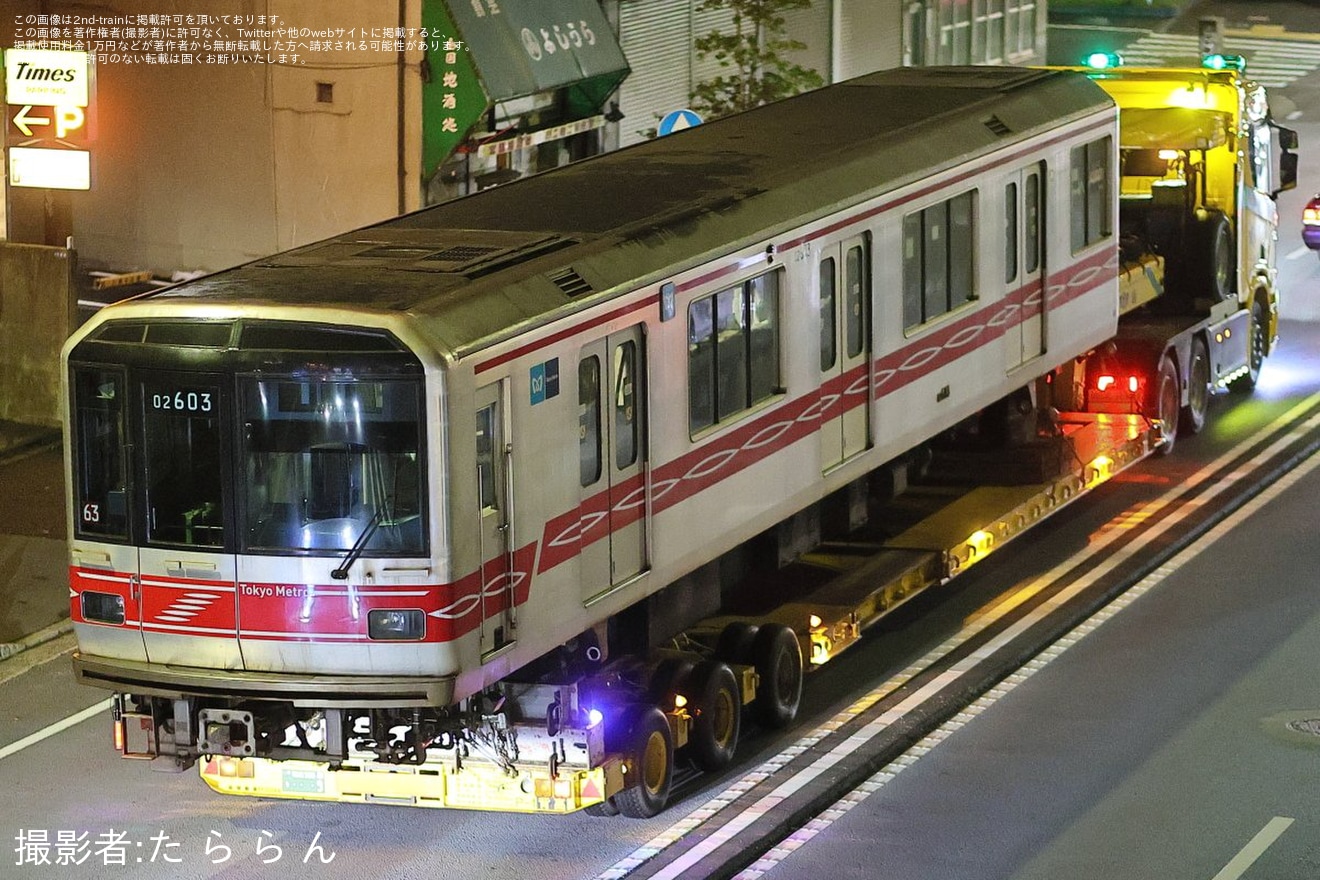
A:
[1229,298,1266,393]
[1181,336,1211,435]
[614,705,674,819]
[1187,212,1234,302]
[648,658,694,710]
[687,660,741,772]
[584,797,620,817]
[751,623,803,729]
[715,621,759,665]
[1151,354,1180,456]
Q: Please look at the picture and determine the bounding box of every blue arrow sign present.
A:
[657,108,702,136]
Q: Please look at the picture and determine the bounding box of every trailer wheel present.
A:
[584,797,620,817]
[1188,211,1234,301]
[614,706,674,819]
[1181,336,1211,435]
[715,621,759,665]
[1152,354,1180,456]
[1229,297,1267,393]
[648,658,695,711]
[751,623,803,729]
[687,660,742,772]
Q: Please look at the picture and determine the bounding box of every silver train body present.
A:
[63,67,1120,773]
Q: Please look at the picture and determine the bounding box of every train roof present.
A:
[132,66,1114,361]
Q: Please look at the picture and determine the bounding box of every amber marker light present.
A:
[1088,455,1115,485]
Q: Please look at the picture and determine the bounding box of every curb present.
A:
[0,618,74,662]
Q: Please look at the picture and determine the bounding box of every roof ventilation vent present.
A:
[549,268,593,297]
[984,115,1012,136]
[425,244,504,263]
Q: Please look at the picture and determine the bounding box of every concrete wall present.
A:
[5,0,425,277]
[0,243,76,427]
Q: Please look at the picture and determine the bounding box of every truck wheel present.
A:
[585,797,620,817]
[648,658,694,711]
[614,706,674,819]
[715,621,759,665]
[687,660,741,772]
[1229,298,1266,393]
[1181,336,1211,435]
[751,623,803,729]
[1151,354,1180,456]
[1188,212,1234,301]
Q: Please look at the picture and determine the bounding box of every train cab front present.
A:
[62,314,458,769]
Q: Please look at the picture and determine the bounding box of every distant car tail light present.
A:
[368,609,425,640]
[81,591,125,625]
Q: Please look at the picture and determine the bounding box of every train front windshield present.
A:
[68,320,427,558]
[241,379,423,553]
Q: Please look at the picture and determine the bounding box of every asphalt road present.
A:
[759,406,1320,880]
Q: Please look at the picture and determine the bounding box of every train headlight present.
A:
[81,591,125,625]
[368,609,425,641]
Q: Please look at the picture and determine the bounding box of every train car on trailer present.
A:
[61,65,1287,817]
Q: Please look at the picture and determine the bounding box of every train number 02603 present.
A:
[150,391,213,413]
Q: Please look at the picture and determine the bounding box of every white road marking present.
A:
[1211,817,1294,880]
[595,393,1320,880]
[0,698,113,762]
[1285,246,1311,261]
[737,452,1320,879]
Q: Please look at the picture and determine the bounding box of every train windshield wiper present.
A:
[331,508,384,580]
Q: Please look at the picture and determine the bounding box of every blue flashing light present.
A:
[1084,52,1123,70]
[1202,53,1246,72]
[587,708,603,727]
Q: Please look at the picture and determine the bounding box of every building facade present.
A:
[2,0,1045,275]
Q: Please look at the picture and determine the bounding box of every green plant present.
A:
[689,0,825,120]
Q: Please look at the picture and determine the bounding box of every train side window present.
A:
[1071,135,1112,252]
[716,287,747,422]
[688,269,781,435]
[476,404,498,512]
[845,245,865,358]
[73,368,129,540]
[613,341,638,469]
[688,298,715,431]
[1005,181,1019,284]
[903,215,923,328]
[949,191,974,311]
[819,257,836,371]
[923,201,950,322]
[1025,171,1041,273]
[579,356,601,487]
[747,271,780,403]
[904,190,977,330]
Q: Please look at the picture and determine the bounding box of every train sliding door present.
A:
[818,235,872,472]
[1006,163,1046,370]
[577,325,648,603]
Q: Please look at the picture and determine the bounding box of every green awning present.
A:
[444,0,630,116]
